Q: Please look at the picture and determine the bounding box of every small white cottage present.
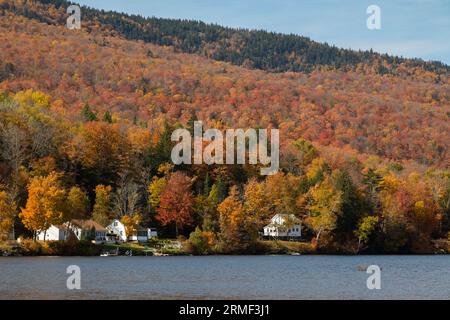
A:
[263,214,302,239]
[70,220,107,244]
[128,227,158,242]
[107,219,128,242]
[37,225,69,241]
[37,220,107,243]
[107,219,158,243]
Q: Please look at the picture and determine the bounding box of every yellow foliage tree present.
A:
[148,176,167,211]
[264,172,305,216]
[0,191,16,241]
[14,89,51,109]
[306,158,330,185]
[120,214,143,239]
[20,172,66,240]
[307,177,343,245]
[65,186,90,220]
[92,185,112,227]
[243,178,271,230]
[218,186,251,251]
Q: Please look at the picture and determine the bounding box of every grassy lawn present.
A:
[101,239,316,256]
[102,243,146,251]
[257,240,316,255]
[100,239,187,255]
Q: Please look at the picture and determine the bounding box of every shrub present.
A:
[256,240,316,255]
[159,247,187,255]
[186,227,215,255]
[47,239,101,256]
[18,238,45,256]
[0,241,13,255]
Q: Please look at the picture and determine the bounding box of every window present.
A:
[138,230,147,237]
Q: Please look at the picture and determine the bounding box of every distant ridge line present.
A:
[5,0,450,75]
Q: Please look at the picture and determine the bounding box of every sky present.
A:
[75,0,450,65]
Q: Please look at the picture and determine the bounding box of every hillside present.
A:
[4,0,450,75]
[0,0,449,253]
[0,1,449,167]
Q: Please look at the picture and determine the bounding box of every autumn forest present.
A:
[0,0,449,254]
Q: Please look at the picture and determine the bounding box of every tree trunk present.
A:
[315,228,322,244]
[175,224,179,238]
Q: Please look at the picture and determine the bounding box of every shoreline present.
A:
[2,254,450,259]
[2,239,448,257]
[2,251,449,258]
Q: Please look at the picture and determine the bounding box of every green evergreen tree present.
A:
[203,172,211,196]
[215,178,228,203]
[81,104,97,122]
[187,109,198,136]
[103,111,113,123]
[146,121,173,171]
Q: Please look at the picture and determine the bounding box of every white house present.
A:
[107,219,158,243]
[128,227,158,242]
[148,228,158,239]
[107,219,127,242]
[37,225,69,241]
[37,220,107,243]
[263,214,302,239]
[70,220,107,244]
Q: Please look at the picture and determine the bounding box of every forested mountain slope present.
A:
[0,0,449,253]
[0,1,449,167]
[4,0,450,75]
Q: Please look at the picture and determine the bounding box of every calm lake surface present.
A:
[0,255,449,300]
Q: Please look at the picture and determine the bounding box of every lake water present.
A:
[0,255,449,300]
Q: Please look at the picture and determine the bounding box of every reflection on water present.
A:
[0,255,449,300]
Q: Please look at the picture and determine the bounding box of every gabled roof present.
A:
[265,214,301,228]
[52,224,69,231]
[137,226,157,231]
[272,214,300,222]
[107,219,124,227]
[71,219,107,232]
[272,213,299,220]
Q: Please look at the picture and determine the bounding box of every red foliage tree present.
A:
[157,172,194,236]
